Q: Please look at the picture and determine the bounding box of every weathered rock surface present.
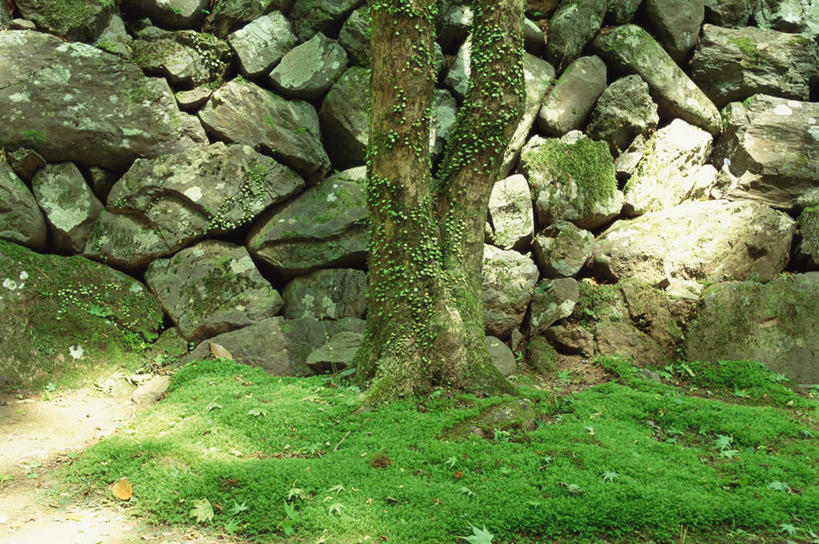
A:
[545,0,607,71]
[248,167,368,276]
[488,175,534,251]
[593,200,796,285]
[175,86,213,111]
[199,78,330,179]
[704,0,756,26]
[430,89,458,158]
[122,0,209,29]
[607,0,643,23]
[754,0,819,35]
[131,375,170,405]
[289,0,361,41]
[686,273,819,383]
[270,32,348,99]
[623,119,714,215]
[204,0,293,37]
[646,0,705,63]
[0,31,207,172]
[338,6,369,65]
[14,0,114,41]
[713,95,819,209]
[32,163,103,254]
[0,2,9,29]
[282,268,367,319]
[524,278,579,337]
[486,337,516,377]
[228,11,297,77]
[0,162,47,250]
[796,206,819,269]
[593,25,722,134]
[319,67,369,169]
[444,37,471,100]
[538,56,606,137]
[690,25,819,108]
[520,133,623,230]
[0,239,162,385]
[438,0,472,51]
[6,148,46,183]
[482,245,539,339]
[133,28,233,88]
[586,75,658,154]
[532,221,594,278]
[185,316,365,376]
[86,143,304,269]
[145,241,283,342]
[306,331,362,373]
[95,13,133,57]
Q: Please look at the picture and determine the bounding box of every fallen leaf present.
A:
[112,478,133,501]
[209,342,233,360]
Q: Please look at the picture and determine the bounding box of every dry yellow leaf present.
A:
[111,478,133,501]
[209,342,233,360]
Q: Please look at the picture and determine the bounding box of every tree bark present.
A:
[355,0,525,403]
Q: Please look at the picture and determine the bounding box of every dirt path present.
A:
[0,378,239,544]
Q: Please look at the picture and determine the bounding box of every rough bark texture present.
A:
[355,0,525,403]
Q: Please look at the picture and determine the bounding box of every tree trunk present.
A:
[355,0,525,403]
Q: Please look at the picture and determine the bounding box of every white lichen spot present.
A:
[69,345,84,360]
[19,271,29,281]
[2,279,17,290]
[122,127,147,137]
[109,95,119,104]
[809,126,819,141]
[773,104,792,116]
[129,283,143,294]
[9,92,30,103]
[787,100,801,108]
[327,193,337,202]
[183,186,203,202]
[230,256,255,274]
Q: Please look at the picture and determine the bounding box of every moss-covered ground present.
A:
[61,356,818,543]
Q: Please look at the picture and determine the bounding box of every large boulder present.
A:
[0,31,207,172]
[593,200,796,285]
[132,28,233,87]
[85,143,304,270]
[586,75,659,154]
[319,67,369,169]
[488,174,534,251]
[686,273,819,383]
[430,89,458,158]
[482,245,539,339]
[0,239,162,386]
[545,0,607,70]
[713,95,819,210]
[204,0,293,37]
[754,0,819,35]
[338,7,369,66]
[14,0,114,41]
[704,0,756,26]
[645,0,705,63]
[289,0,362,41]
[270,32,349,100]
[145,241,283,342]
[121,0,209,29]
[520,133,623,230]
[185,316,365,376]
[607,0,643,23]
[796,206,819,269]
[31,163,103,254]
[306,331,363,373]
[537,55,606,137]
[532,221,594,278]
[690,25,819,108]
[227,11,297,77]
[198,78,330,180]
[592,25,722,134]
[444,37,471,100]
[524,278,579,337]
[623,119,715,215]
[0,162,47,250]
[247,167,368,276]
[282,268,367,319]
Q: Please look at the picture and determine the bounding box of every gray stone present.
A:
[593,24,722,134]
[520,134,623,230]
[537,55,606,137]
[444,37,471,100]
[593,200,796,285]
[623,119,714,215]
[133,28,233,87]
[486,337,516,377]
[690,25,819,108]
[586,75,659,154]
[282,268,367,319]
[524,278,579,337]
[525,335,558,372]
[686,273,819,383]
[94,14,133,57]
[228,11,297,77]
[607,0,643,23]
[430,89,458,158]
[755,0,819,35]
[204,0,293,38]
[614,134,648,179]
[9,19,36,31]
[338,7,369,65]
[14,0,114,41]
[319,67,369,169]
[145,240,283,342]
[438,0,473,51]
[0,162,47,250]
[523,18,547,55]
[646,0,705,63]
[482,245,539,339]
[199,78,330,180]
[185,316,365,376]
[175,86,213,111]
[306,331,363,373]
[532,221,594,278]
[0,31,207,172]
[545,0,607,71]
[501,54,556,176]
[122,0,209,29]
[704,0,757,26]
[289,0,362,41]
[32,163,102,254]
[86,143,304,270]
[713,95,819,210]
[6,148,46,182]
[796,206,819,269]
[488,174,534,251]
[270,33,348,99]
[247,167,368,277]
[545,324,595,356]
[131,375,170,405]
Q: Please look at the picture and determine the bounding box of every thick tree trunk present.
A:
[355,0,525,403]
